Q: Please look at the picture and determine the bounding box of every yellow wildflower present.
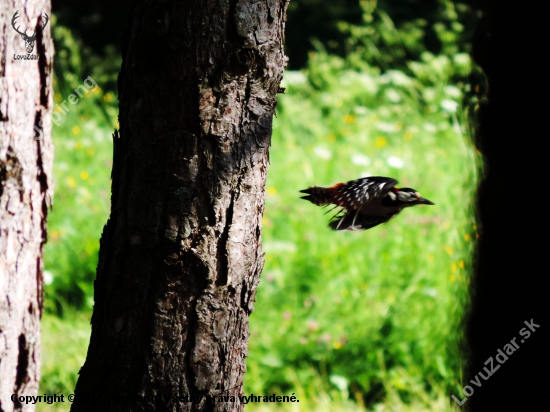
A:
[375,137,387,148]
[343,115,356,124]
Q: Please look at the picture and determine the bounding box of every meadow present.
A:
[39,5,480,411]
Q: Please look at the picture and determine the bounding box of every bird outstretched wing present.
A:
[300,176,398,231]
[328,214,389,231]
[330,176,397,209]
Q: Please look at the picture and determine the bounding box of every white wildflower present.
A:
[441,99,458,113]
[387,156,405,169]
[351,154,371,166]
[314,145,332,160]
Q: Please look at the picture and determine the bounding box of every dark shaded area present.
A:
[52,0,132,55]
[16,334,29,389]
[466,1,546,410]
[52,0,475,72]
[51,0,360,70]
[284,0,363,68]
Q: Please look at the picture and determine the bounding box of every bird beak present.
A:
[418,197,434,205]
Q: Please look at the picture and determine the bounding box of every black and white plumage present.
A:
[300,176,434,231]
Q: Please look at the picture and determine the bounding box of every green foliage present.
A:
[40,4,481,410]
[339,0,478,72]
[52,14,121,97]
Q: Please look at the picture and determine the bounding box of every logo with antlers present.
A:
[11,10,49,54]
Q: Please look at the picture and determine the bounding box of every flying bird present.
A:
[300,176,434,231]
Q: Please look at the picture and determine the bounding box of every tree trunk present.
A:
[465,1,545,411]
[72,1,287,411]
[0,2,53,410]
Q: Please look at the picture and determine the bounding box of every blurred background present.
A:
[40,0,483,410]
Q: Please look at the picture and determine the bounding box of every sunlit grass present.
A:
[38,313,91,412]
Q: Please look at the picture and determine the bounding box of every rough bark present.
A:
[0,1,54,411]
[71,1,287,411]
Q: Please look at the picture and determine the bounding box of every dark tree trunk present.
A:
[465,1,545,411]
[72,1,287,411]
[0,1,53,410]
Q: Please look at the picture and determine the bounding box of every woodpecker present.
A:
[300,176,434,231]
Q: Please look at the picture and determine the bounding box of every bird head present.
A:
[395,187,435,207]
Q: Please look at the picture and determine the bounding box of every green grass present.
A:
[40,313,91,396]
[40,9,480,410]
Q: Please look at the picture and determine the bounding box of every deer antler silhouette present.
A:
[12,11,49,54]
